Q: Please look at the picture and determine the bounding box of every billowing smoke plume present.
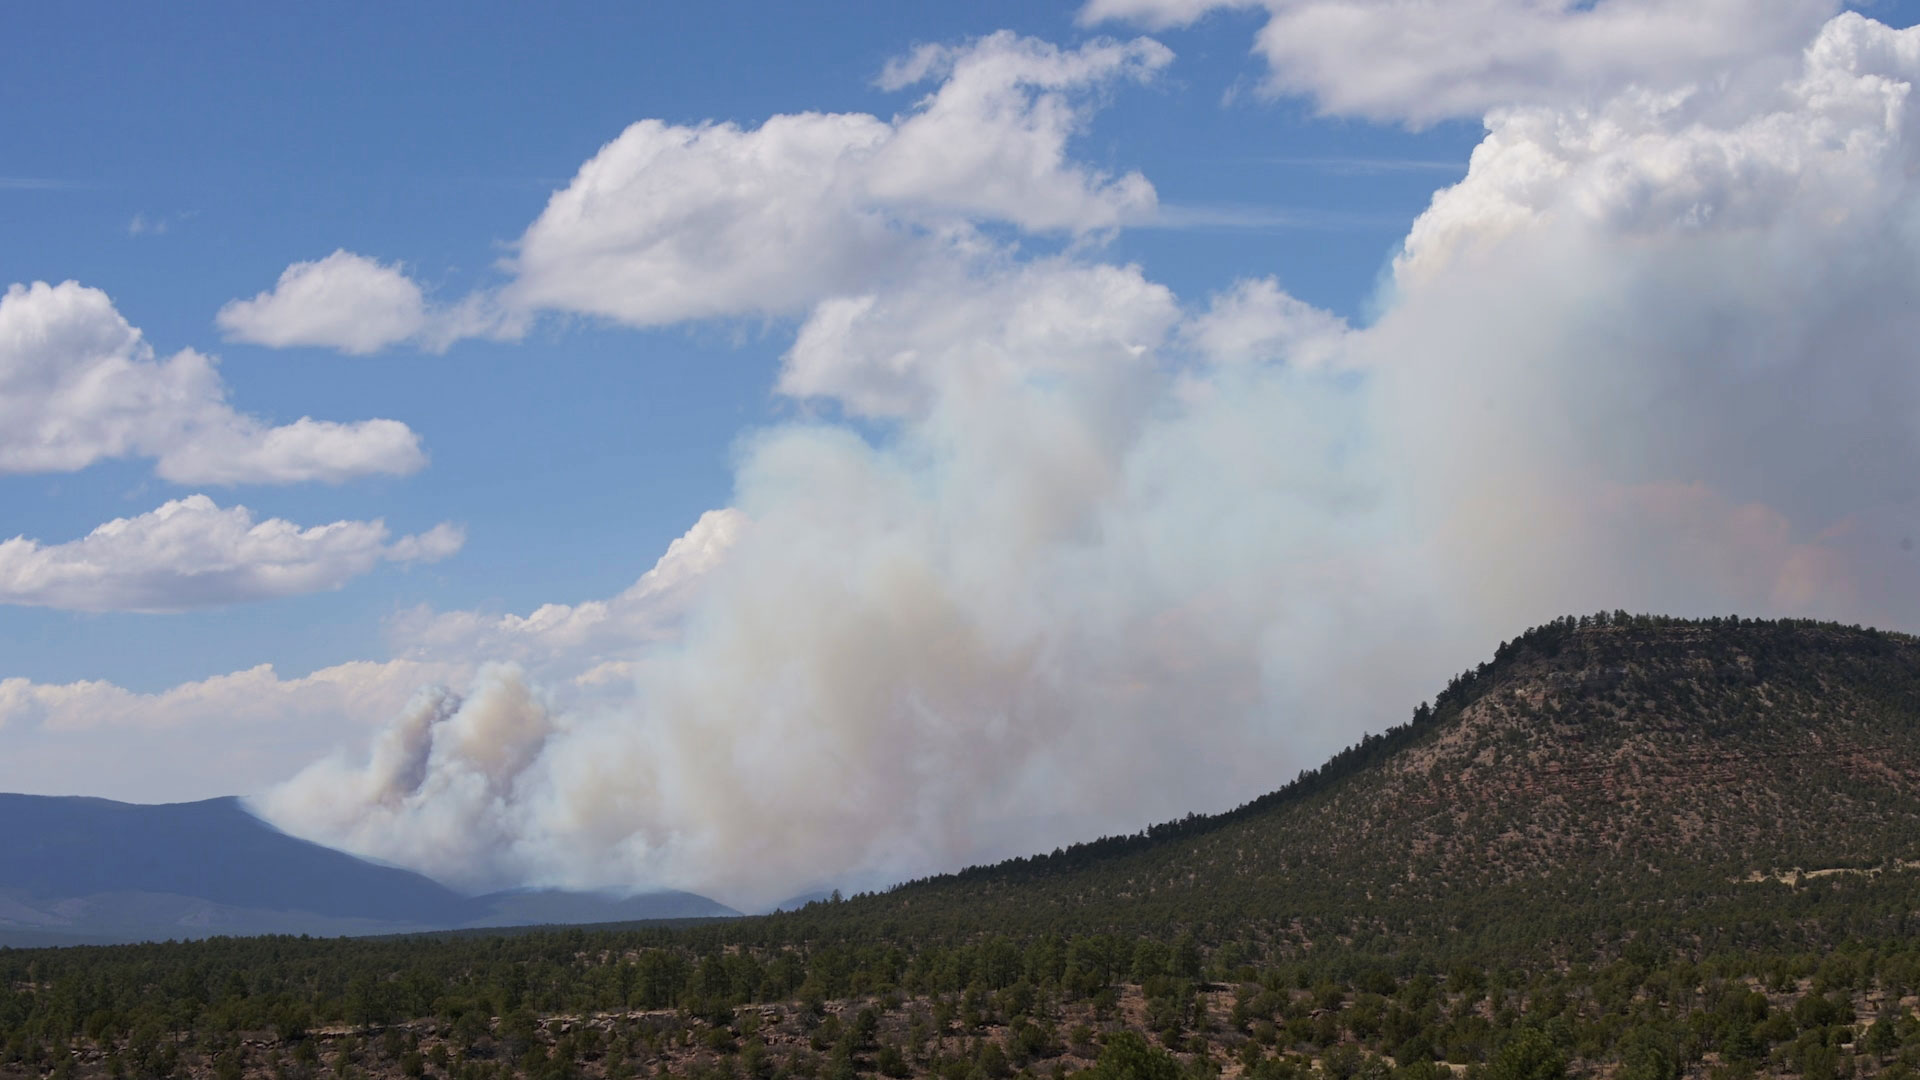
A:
[261,12,1920,909]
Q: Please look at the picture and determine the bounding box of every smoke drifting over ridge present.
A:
[262,12,1920,909]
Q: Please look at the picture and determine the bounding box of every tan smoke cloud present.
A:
[261,12,1920,909]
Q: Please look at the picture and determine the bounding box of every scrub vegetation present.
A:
[8,616,1920,1080]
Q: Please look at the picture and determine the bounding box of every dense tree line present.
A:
[11,927,1920,1080]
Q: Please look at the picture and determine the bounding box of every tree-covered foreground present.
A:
[9,615,1920,1080]
[10,913,1920,1080]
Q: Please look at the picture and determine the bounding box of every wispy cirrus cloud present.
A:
[1262,156,1467,174]
[1146,201,1414,229]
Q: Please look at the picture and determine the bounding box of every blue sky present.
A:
[7,0,1920,903]
[1,1,1478,691]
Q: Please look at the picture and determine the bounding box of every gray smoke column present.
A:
[261,13,1920,910]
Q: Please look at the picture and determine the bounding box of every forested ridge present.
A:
[8,615,1920,1080]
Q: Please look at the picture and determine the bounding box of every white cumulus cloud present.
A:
[1082,0,1838,124]
[0,509,743,803]
[0,280,427,484]
[0,495,463,613]
[224,34,1168,348]
[781,257,1181,417]
[500,32,1168,327]
[1180,276,1349,368]
[217,251,429,354]
[216,250,515,354]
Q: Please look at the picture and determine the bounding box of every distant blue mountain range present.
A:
[0,794,737,946]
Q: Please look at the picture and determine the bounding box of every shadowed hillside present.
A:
[0,796,736,946]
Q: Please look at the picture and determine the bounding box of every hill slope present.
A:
[0,795,736,945]
[771,616,1920,957]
